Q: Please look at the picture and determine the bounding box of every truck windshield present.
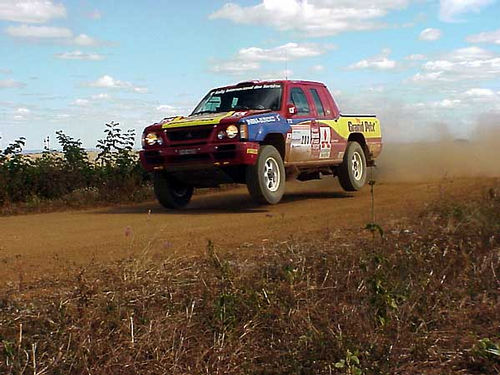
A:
[191,84,282,115]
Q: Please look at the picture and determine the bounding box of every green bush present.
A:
[0,122,150,209]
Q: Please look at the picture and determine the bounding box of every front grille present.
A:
[166,141,206,148]
[166,126,213,142]
[171,154,211,163]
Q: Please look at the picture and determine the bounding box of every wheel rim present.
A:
[351,151,364,181]
[263,156,281,192]
[172,184,188,198]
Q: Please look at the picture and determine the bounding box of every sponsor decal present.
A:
[246,115,279,125]
[291,128,311,149]
[214,84,281,95]
[233,111,248,117]
[319,126,332,159]
[348,120,376,132]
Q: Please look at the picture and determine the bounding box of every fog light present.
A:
[217,130,226,140]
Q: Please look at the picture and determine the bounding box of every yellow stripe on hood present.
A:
[162,111,235,129]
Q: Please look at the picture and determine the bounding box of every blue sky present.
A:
[0,0,499,149]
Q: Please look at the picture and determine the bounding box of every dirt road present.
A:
[0,177,496,284]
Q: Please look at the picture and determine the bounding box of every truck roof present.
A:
[214,80,326,90]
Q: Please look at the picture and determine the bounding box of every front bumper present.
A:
[140,141,260,172]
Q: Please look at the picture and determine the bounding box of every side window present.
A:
[290,87,310,115]
[310,88,325,117]
[319,87,337,118]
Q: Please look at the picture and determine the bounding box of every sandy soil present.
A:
[1,176,497,285]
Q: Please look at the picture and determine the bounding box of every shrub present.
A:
[0,122,150,210]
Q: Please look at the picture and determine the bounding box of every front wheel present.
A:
[246,145,285,204]
[153,172,194,209]
[337,141,367,191]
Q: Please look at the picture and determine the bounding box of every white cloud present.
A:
[0,78,25,88]
[73,34,101,46]
[367,86,385,93]
[237,42,333,62]
[72,93,112,106]
[439,0,495,22]
[89,75,128,89]
[211,42,332,74]
[86,75,148,93]
[133,87,149,94]
[311,64,325,72]
[464,88,495,97]
[433,98,461,108]
[259,69,294,80]
[408,88,500,114]
[405,53,426,60]
[410,46,500,83]
[16,107,31,114]
[156,104,185,116]
[91,93,110,100]
[72,99,89,106]
[348,48,397,70]
[5,26,104,46]
[419,28,442,41]
[466,29,500,45]
[210,0,411,37]
[6,24,72,38]
[211,61,260,74]
[0,0,66,23]
[55,50,104,61]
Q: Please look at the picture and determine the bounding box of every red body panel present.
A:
[140,141,259,172]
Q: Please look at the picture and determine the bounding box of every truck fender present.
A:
[239,113,290,142]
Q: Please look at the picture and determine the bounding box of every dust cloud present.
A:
[375,119,500,182]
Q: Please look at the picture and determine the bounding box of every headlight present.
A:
[226,125,238,139]
[144,132,163,146]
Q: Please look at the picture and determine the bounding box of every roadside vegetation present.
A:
[0,122,151,214]
[0,184,498,374]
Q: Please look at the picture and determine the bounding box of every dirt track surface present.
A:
[0,177,496,284]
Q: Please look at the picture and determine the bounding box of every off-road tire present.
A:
[338,141,367,191]
[246,145,285,204]
[153,172,194,209]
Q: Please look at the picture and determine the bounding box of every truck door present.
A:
[285,86,315,163]
[310,86,344,161]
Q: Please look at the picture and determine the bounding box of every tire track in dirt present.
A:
[0,177,496,284]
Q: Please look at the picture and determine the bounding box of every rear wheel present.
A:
[153,172,194,209]
[246,145,285,204]
[337,141,367,191]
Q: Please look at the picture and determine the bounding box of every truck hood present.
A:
[160,110,272,129]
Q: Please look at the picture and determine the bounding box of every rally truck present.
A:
[140,80,382,208]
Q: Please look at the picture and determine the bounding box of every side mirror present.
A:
[286,104,297,116]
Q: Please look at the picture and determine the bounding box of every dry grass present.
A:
[0,188,499,374]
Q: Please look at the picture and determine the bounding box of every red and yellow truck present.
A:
[140,80,382,208]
